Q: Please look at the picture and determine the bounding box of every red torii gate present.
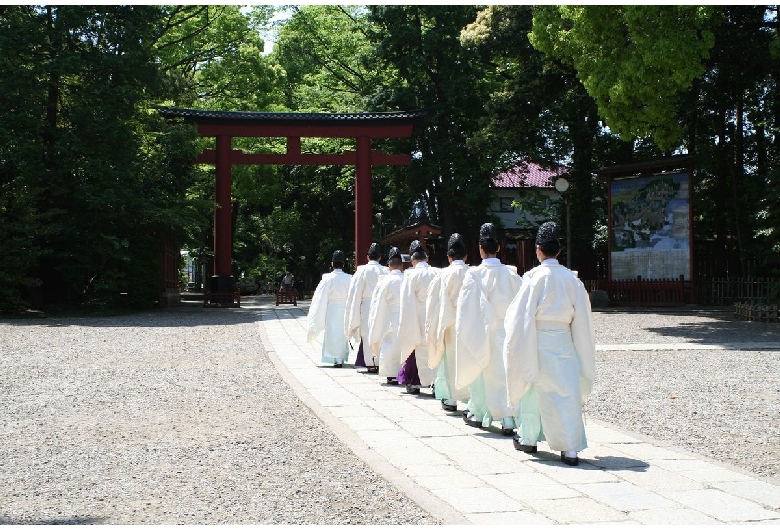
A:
[158,107,425,303]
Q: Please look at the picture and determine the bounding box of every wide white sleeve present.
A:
[571,281,596,400]
[437,270,462,349]
[306,276,331,343]
[503,276,543,407]
[397,274,421,363]
[344,269,363,341]
[367,279,389,357]
[425,275,444,369]
[453,273,491,389]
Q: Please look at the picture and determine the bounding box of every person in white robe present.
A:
[454,222,522,436]
[306,250,353,367]
[503,221,595,466]
[426,233,470,412]
[367,247,405,385]
[397,240,439,395]
[344,243,387,372]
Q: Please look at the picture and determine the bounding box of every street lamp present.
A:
[554,177,572,269]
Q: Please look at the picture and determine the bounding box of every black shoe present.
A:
[405,385,420,395]
[333,363,343,368]
[366,366,379,373]
[512,435,537,453]
[463,414,483,429]
[386,377,399,385]
[561,452,579,466]
[501,428,516,437]
[441,400,457,412]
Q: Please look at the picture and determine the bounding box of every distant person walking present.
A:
[306,251,353,368]
[426,233,470,412]
[282,271,294,292]
[367,247,406,384]
[344,243,386,372]
[397,240,439,395]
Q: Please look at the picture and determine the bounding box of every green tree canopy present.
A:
[530,6,717,150]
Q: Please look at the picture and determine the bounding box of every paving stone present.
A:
[668,489,780,522]
[528,497,630,524]
[428,486,526,514]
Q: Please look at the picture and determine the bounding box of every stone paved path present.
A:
[256,298,780,525]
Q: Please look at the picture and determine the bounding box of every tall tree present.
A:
[527,5,780,279]
[366,5,495,242]
[0,5,277,311]
[681,6,779,276]
[461,5,627,276]
[0,5,185,310]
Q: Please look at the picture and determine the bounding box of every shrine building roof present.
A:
[492,160,569,189]
[156,107,428,126]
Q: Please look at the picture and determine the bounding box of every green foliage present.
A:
[461,5,611,276]
[530,6,716,150]
[2,4,779,312]
[273,5,375,112]
[366,5,497,240]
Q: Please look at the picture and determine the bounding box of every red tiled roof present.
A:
[492,160,568,189]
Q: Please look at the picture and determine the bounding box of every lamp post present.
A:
[554,177,572,269]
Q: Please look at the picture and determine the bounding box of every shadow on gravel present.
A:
[0,307,265,328]
[0,516,107,525]
[595,306,780,345]
[1,304,313,328]
[644,320,780,344]
[594,307,734,319]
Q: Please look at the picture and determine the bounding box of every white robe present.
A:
[425,260,470,402]
[454,258,522,422]
[367,269,404,377]
[344,260,387,367]
[397,261,439,386]
[306,269,352,363]
[503,259,596,452]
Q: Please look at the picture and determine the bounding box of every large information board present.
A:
[610,172,691,280]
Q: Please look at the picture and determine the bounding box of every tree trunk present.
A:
[43,6,59,171]
[734,93,745,276]
[714,106,728,277]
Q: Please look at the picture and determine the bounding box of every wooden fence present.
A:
[582,276,778,307]
[583,276,686,307]
[694,277,778,306]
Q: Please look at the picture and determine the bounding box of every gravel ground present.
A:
[0,307,439,525]
[588,309,780,480]
[2,303,780,524]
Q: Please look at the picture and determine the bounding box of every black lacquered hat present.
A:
[367,242,380,259]
[479,223,497,243]
[536,221,560,245]
[387,246,401,260]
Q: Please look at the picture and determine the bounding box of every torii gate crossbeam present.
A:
[158,107,426,306]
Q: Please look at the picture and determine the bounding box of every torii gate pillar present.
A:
[215,135,233,278]
[355,136,372,264]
